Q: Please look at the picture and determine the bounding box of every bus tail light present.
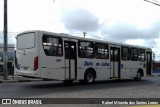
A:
[34,56,38,71]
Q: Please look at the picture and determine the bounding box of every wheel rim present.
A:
[87,73,94,83]
[137,73,141,80]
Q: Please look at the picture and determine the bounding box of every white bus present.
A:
[15,30,152,84]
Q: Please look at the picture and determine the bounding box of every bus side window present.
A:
[139,49,145,61]
[42,35,63,56]
[95,43,108,59]
[121,46,130,60]
[131,48,138,61]
[78,41,94,58]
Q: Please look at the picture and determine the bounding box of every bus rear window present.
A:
[17,33,35,49]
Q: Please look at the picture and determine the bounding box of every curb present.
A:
[0,77,42,83]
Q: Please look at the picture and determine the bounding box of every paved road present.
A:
[0,77,159,98]
[0,77,159,107]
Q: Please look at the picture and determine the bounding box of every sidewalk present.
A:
[0,76,42,83]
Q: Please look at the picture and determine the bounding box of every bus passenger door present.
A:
[64,41,77,80]
[146,52,152,76]
[110,47,120,79]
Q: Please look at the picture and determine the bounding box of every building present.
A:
[152,61,160,76]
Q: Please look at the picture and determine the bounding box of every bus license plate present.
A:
[24,66,28,70]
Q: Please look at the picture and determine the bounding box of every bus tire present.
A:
[134,72,142,81]
[84,70,95,84]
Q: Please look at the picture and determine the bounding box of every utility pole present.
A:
[3,0,8,80]
[83,32,86,38]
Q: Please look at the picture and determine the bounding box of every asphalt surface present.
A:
[0,76,159,107]
[0,76,159,98]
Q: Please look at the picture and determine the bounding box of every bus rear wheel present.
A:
[84,71,95,84]
[134,72,142,81]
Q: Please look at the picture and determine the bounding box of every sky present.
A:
[0,0,160,60]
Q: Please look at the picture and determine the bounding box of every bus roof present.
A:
[17,30,152,51]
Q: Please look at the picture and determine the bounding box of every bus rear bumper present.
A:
[15,69,40,78]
